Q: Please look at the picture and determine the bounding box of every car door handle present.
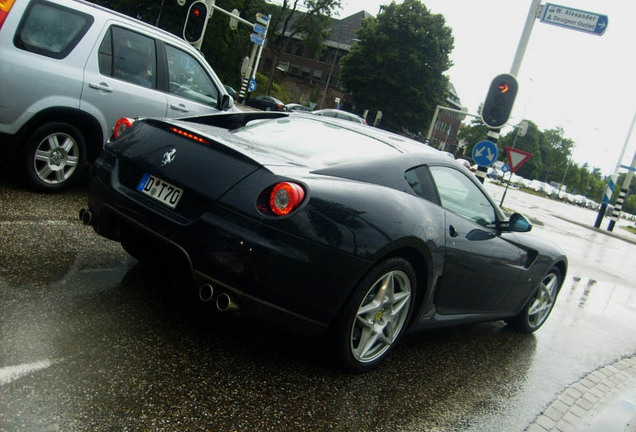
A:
[449,225,459,237]
[170,104,189,113]
[89,82,113,93]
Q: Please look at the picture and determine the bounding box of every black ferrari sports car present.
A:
[82,111,567,371]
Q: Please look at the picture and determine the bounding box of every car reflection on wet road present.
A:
[1,179,635,432]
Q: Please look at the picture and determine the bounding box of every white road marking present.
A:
[0,359,53,385]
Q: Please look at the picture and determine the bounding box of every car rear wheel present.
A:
[25,122,86,192]
[333,257,415,372]
[507,267,561,333]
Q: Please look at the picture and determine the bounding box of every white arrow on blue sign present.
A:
[540,3,608,36]
[472,140,498,167]
[248,78,257,92]
[253,23,267,35]
[250,33,264,45]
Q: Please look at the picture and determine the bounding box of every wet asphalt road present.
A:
[1,174,635,432]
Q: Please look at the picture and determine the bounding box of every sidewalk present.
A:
[553,214,636,247]
[526,356,636,432]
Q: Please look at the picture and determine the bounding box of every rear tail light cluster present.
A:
[113,117,135,139]
[258,182,306,216]
[0,0,16,29]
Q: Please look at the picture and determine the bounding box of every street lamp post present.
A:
[320,42,342,109]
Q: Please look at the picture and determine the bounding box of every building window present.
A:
[313,69,322,80]
[301,67,310,78]
[295,44,304,56]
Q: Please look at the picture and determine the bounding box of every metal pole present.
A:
[500,123,524,207]
[607,151,636,231]
[595,110,636,227]
[249,15,270,86]
[426,105,441,144]
[238,43,259,102]
[320,44,340,109]
[510,0,542,77]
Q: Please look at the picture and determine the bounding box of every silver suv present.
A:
[0,0,235,191]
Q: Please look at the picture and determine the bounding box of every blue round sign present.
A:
[501,163,510,173]
[248,78,257,92]
[472,140,499,167]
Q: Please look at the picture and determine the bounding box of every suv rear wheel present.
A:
[24,122,86,192]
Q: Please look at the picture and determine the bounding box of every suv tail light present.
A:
[0,0,16,29]
[258,182,306,216]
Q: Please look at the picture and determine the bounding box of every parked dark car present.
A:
[312,108,367,124]
[243,95,287,111]
[285,103,312,112]
[83,112,567,372]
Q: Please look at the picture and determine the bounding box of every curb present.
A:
[552,215,636,246]
[526,356,636,432]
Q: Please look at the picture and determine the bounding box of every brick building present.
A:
[259,9,464,143]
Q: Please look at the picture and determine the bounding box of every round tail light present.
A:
[113,117,135,139]
[269,182,305,216]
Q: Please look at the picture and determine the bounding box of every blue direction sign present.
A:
[248,78,257,92]
[255,13,269,25]
[250,33,264,45]
[472,140,498,167]
[501,163,510,173]
[541,3,608,36]
[253,23,267,35]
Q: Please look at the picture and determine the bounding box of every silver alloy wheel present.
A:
[527,271,559,328]
[33,132,80,185]
[350,269,412,363]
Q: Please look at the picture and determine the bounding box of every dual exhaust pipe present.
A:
[198,283,239,312]
[79,208,93,226]
[80,208,239,313]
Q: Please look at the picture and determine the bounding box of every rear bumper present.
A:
[86,160,371,335]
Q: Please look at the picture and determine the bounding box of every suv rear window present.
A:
[14,0,94,59]
[98,26,157,89]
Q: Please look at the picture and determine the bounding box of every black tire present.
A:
[507,267,561,333]
[332,257,416,372]
[24,122,87,192]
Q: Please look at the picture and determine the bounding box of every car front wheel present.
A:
[507,267,561,333]
[333,257,415,372]
[25,122,86,192]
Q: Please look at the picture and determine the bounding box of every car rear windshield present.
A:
[232,117,401,166]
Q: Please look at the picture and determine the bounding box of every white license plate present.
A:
[136,173,183,209]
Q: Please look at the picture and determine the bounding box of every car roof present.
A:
[174,112,442,169]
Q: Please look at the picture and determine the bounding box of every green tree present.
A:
[457,114,488,158]
[263,0,342,94]
[339,0,453,134]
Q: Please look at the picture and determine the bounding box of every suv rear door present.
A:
[81,23,168,142]
[163,42,227,117]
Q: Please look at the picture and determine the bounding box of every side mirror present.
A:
[220,94,233,111]
[508,212,532,232]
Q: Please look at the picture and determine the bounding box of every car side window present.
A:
[165,45,219,107]
[98,26,157,89]
[13,0,94,59]
[429,166,497,227]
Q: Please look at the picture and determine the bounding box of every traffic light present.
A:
[481,73,518,129]
[183,1,208,44]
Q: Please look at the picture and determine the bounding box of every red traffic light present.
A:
[183,1,208,44]
[481,73,518,129]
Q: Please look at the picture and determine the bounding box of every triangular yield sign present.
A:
[505,146,533,173]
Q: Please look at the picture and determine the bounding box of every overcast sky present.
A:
[334,0,636,176]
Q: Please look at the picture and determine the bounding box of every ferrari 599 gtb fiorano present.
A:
[82,112,567,371]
